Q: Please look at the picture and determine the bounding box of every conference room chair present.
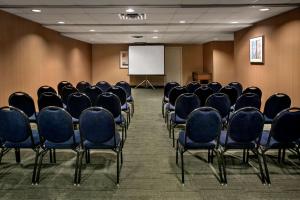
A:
[108,86,131,125]
[37,85,57,98]
[234,93,261,111]
[242,86,262,99]
[34,106,81,185]
[219,85,238,106]
[96,92,127,142]
[205,93,231,126]
[84,85,103,106]
[228,82,243,97]
[207,82,222,93]
[176,107,223,184]
[76,81,91,92]
[0,106,40,183]
[194,85,214,107]
[57,81,72,97]
[96,81,112,92]
[61,85,78,105]
[164,86,187,126]
[186,81,201,93]
[8,92,37,123]
[116,81,135,116]
[219,107,265,184]
[38,92,63,111]
[67,92,91,124]
[263,93,291,124]
[169,93,200,147]
[162,82,180,117]
[78,107,123,185]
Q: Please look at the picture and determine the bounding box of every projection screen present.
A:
[128,45,165,75]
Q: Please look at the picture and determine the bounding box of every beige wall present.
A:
[234,8,300,106]
[0,10,92,106]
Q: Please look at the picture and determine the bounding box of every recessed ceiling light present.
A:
[32,9,41,13]
[89,29,95,32]
[231,21,239,24]
[153,30,159,33]
[152,36,159,39]
[126,8,135,13]
[179,20,186,24]
[57,21,65,24]
[259,8,270,12]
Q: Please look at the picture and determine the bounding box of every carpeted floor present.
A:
[0,88,299,200]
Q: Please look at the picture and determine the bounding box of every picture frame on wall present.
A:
[120,51,129,69]
[250,36,264,64]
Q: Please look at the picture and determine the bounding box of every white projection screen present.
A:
[128,45,165,75]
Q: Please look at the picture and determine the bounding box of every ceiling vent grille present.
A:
[118,13,146,20]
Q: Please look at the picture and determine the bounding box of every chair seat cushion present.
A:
[4,129,40,148]
[178,131,216,149]
[115,115,125,124]
[83,132,121,149]
[43,130,80,149]
[170,113,186,124]
[259,131,296,149]
[219,131,256,149]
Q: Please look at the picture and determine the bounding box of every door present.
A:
[165,47,182,85]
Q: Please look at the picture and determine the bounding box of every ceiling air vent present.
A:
[119,13,146,20]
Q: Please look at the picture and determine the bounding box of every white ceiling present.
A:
[0,0,299,44]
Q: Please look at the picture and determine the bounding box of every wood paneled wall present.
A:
[0,10,92,106]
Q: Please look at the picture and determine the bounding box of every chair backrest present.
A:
[96,92,121,118]
[205,93,231,119]
[108,86,127,106]
[269,107,300,143]
[61,85,78,104]
[37,106,74,143]
[38,92,63,111]
[207,82,222,93]
[228,82,243,97]
[263,93,291,120]
[164,82,180,98]
[242,86,262,99]
[168,86,188,106]
[219,85,238,106]
[76,81,91,92]
[79,107,116,144]
[67,92,91,119]
[57,81,72,96]
[84,85,103,106]
[194,86,214,107]
[227,107,264,144]
[96,81,112,92]
[115,81,131,98]
[8,92,36,118]
[186,81,201,93]
[175,93,200,120]
[0,106,32,143]
[186,107,222,144]
[37,85,56,97]
[235,92,261,111]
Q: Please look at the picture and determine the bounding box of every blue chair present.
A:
[116,81,135,115]
[76,81,91,92]
[96,92,127,142]
[84,85,103,106]
[162,82,180,117]
[228,82,243,97]
[263,93,291,124]
[61,85,78,105]
[35,106,81,185]
[186,81,201,93]
[176,107,223,184]
[170,93,200,147]
[219,86,238,106]
[0,106,40,183]
[243,86,262,99]
[219,107,265,184]
[8,92,37,123]
[37,85,56,98]
[234,93,261,111]
[57,81,72,97]
[67,92,91,124]
[259,107,300,184]
[194,85,214,107]
[96,81,112,92]
[78,107,123,185]
[38,92,63,111]
[208,82,222,93]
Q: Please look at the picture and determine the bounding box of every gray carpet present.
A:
[0,89,300,200]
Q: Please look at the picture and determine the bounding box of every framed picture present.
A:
[250,36,264,64]
[120,51,129,69]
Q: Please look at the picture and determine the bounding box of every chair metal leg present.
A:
[35,149,47,184]
[74,151,80,185]
[85,149,90,164]
[77,150,84,185]
[246,149,249,164]
[172,124,175,147]
[215,150,224,184]
[220,152,227,184]
[261,151,271,184]
[255,149,266,184]
[15,148,21,163]
[49,149,53,163]
[53,149,56,163]
[181,150,184,184]
[32,149,40,184]
[278,149,282,163]
[281,148,286,163]
[176,140,179,164]
[116,150,120,185]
